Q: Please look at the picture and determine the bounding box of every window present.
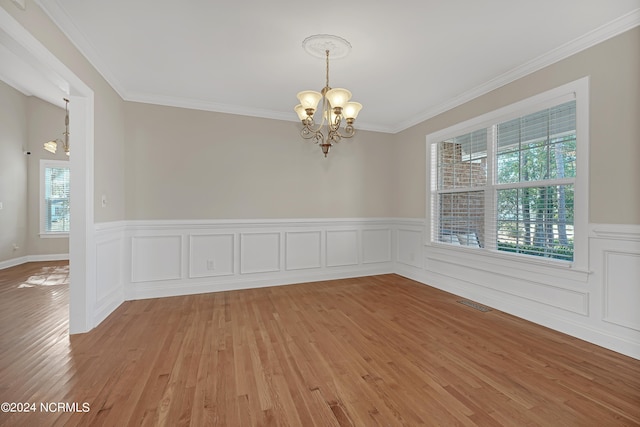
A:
[40,160,70,236]
[428,78,588,267]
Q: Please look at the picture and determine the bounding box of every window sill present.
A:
[40,232,69,239]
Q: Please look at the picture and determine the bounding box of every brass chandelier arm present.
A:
[300,120,355,145]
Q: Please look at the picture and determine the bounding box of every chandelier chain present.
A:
[325,50,330,89]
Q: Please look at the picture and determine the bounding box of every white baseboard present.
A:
[127,264,393,300]
[0,253,69,270]
[93,287,125,326]
[0,256,29,270]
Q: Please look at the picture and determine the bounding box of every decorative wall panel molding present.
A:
[240,232,281,274]
[362,228,391,264]
[285,231,322,271]
[590,224,640,337]
[93,223,125,327]
[189,233,234,278]
[326,229,359,267]
[131,235,183,282]
[95,234,122,303]
[425,252,589,315]
[603,251,640,331]
[396,228,424,268]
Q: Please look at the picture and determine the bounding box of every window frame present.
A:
[40,159,70,238]
[426,78,589,272]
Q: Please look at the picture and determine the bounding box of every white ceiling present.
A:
[28,1,640,133]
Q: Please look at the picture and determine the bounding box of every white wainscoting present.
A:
[94,222,125,326]
[588,224,640,357]
[86,218,639,359]
[123,219,395,300]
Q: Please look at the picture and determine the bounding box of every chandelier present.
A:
[43,97,70,156]
[294,35,362,157]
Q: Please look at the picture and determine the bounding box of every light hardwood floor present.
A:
[1,262,639,426]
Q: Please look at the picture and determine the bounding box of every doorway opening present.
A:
[0,6,95,333]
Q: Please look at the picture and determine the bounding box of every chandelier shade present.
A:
[297,90,322,112]
[294,35,362,157]
[324,88,351,110]
[43,140,58,154]
[343,102,363,121]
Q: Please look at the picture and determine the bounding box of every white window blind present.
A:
[495,101,576,261]
[435,129,487,248]
[432,100,577,262]
[41,160,70,235]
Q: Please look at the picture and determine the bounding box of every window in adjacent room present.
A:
[40,159,70,236]
[428,78,588,268]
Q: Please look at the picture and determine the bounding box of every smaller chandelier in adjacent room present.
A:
[294,35,362,157]
[44,97,70,156]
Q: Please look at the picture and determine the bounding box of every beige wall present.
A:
[1,0,126,224]
[124,103,394,219]
[392,27,640,225]
[0,80,28,261]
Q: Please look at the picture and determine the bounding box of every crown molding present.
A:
[125,91,395,133]
[35,2,638,135]
[391,8,640,134]
[126,91,297,122]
